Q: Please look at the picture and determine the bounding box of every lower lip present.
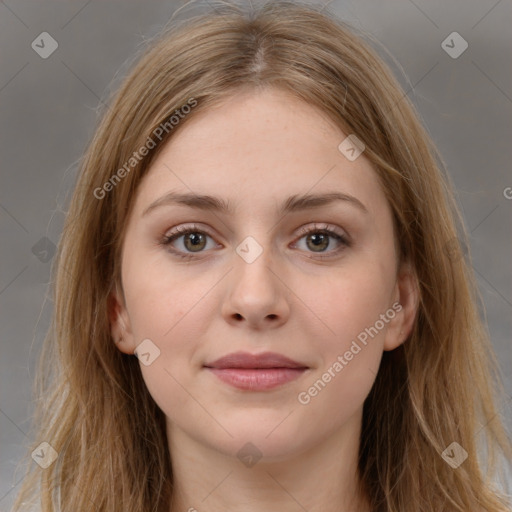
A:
[206,367,307,390]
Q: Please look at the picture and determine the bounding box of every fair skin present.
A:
[110,87,417,512]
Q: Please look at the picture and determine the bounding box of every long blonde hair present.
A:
[12,1,512,510]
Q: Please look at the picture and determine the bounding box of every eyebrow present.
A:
[142,190,368,217]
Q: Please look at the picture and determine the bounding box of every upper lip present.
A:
[204,351,308,369]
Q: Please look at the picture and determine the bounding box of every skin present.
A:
[110,87,418,512]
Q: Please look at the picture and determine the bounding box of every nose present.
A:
[221,242,290,330]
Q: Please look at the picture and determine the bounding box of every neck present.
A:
[167,411,371,512]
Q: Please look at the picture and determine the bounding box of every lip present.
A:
[205,351,307,370]
[204,351,309,391]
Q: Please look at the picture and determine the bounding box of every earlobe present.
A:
[108,287,136,355]
[383,262,419,351]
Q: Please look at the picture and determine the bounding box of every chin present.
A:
[207,413,315,462]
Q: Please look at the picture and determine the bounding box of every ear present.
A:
[108,284,136,355]
[383,261,419,351]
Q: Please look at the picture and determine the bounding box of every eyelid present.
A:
[162,222,348,241]
[163,223,212,238]
[294,222,348,241]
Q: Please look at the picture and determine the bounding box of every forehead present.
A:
[132,88,387,219]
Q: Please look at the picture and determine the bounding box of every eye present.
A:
[159,222,350,260]
[160,224,218,259]
[292,223,350,259]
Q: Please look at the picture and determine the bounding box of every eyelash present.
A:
[159,223,350,261]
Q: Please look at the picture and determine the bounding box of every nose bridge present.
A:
[233,233,278,295]
[223,231,289,326]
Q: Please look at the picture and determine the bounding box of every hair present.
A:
[12,1,512,511]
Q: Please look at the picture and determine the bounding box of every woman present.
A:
[13,1,512,510]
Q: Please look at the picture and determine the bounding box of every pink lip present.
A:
[204,351,308,391]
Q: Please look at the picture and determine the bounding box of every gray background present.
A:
[1,0,511,508]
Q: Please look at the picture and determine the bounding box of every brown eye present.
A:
[161,225,217,258]
[293,223,350,259]
[305,232,330,252]
[181,232,207,252]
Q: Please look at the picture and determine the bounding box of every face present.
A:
[110,87,417,461]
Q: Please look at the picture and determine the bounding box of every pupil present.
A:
[309,233,328,251]
[186,233,204,251]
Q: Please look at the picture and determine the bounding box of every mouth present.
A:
[204,351,309,391]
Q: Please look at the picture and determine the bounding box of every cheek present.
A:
[124,272,211,425]
[120,258,215,411]
[293,255,395,407]
[302,257,395,348]
[296,357,378,441]
[122,247,215,344]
